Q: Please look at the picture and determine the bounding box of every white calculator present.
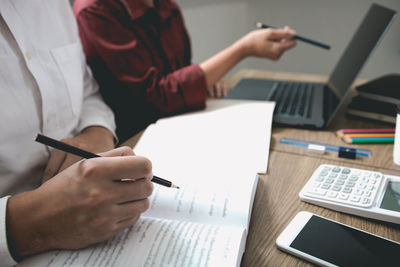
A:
[299,164,400,224]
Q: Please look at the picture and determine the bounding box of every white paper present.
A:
[19,217,245,267]
[135,99,275,175]
[18,99,274,267]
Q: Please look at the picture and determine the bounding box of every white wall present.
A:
[176,0,400,80]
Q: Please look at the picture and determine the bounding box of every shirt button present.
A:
[25,52,32,60]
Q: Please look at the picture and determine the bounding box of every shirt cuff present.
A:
[0,196,18,267]
[78,104,118,144]
[176,64,207,109]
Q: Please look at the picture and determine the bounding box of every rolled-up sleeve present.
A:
[149,63,207,113]
[77,63,117,138]
[0,196,17,267]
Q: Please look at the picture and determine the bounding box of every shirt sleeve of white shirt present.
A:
[77,64,117,142]
[0,196,17,267]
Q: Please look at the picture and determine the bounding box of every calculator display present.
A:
[290,215,399,266]
[380,181,400,212]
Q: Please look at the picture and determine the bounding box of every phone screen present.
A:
[290,215,400,266]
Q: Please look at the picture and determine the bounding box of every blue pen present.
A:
[280,137,371,158]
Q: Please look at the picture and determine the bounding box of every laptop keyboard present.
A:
[270,81,315,118]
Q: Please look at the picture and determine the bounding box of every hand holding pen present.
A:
[35,133,179,188]
[236,25,297,60]
[12,135,164,255]
[256,22,331,50]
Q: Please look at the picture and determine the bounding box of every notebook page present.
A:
[19,217,246,267]
[138,99,274,174]
[143,171,259,229]
[134,99,273,228]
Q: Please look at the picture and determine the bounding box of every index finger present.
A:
[83,155,153,182]
[266,28,296,40]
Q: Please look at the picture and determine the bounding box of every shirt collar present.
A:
[119,0,179,21]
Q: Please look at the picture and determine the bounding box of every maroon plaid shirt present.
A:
[74,0,207,142]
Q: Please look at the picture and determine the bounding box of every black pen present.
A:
[256,22,331,50]
[35,133,179,189]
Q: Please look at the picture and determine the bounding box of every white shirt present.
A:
[0,1,116,265]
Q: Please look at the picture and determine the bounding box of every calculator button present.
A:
[361,177,369,183]
[320,171,329,176]
[373,173,381,178]
[362,197,371,204]
[349,176,358,182]
[346,181,355,187]
[328,191,338,198]
[329,173,338,178]
[339,193,349,200]
[315,176,325,182]
[363,172,371,177]
[307,188,327,196]
[332,167,341,173]
[370,179,377,184]
[321,184,331,189]
[313,182,321,188]
[355,189,364,196]
[332,185,342,191]
[325,178,334,184]
[365,191,372,197]
[367,185,374,191]
[335,180,345,186]
[350,195,361,203]
[342,168,351,174]
[358,183,367,189]
[339,174,348,180]
[342,187,352,194]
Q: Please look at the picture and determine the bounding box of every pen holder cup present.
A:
[394,104,400,165]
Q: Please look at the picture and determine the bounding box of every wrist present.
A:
[6,190,54,259]
[234,34,252,58]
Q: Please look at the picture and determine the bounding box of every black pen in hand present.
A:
[256,22,331,50]
[35,133,179,189]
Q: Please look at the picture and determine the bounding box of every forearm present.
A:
[6,190,53,260]
[200,38,249,88]
[80,126,115,152]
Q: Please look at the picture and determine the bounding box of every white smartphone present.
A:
[276,211,400,267]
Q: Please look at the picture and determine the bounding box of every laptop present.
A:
[225,3,397,128]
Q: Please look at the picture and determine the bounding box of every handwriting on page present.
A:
[19,217,245,267]
[144,185,247,227]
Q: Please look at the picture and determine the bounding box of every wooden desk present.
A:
[124,70,400,266]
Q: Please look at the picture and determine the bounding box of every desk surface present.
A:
[123,70,400,267]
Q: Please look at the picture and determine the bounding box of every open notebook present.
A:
[19,99,275,267]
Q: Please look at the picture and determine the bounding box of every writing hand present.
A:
[7,146,153,259]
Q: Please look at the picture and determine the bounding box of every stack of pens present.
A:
[336,129,395,144]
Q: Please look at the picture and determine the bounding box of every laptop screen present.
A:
[325,3,397,124]
[328,4,396,98]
